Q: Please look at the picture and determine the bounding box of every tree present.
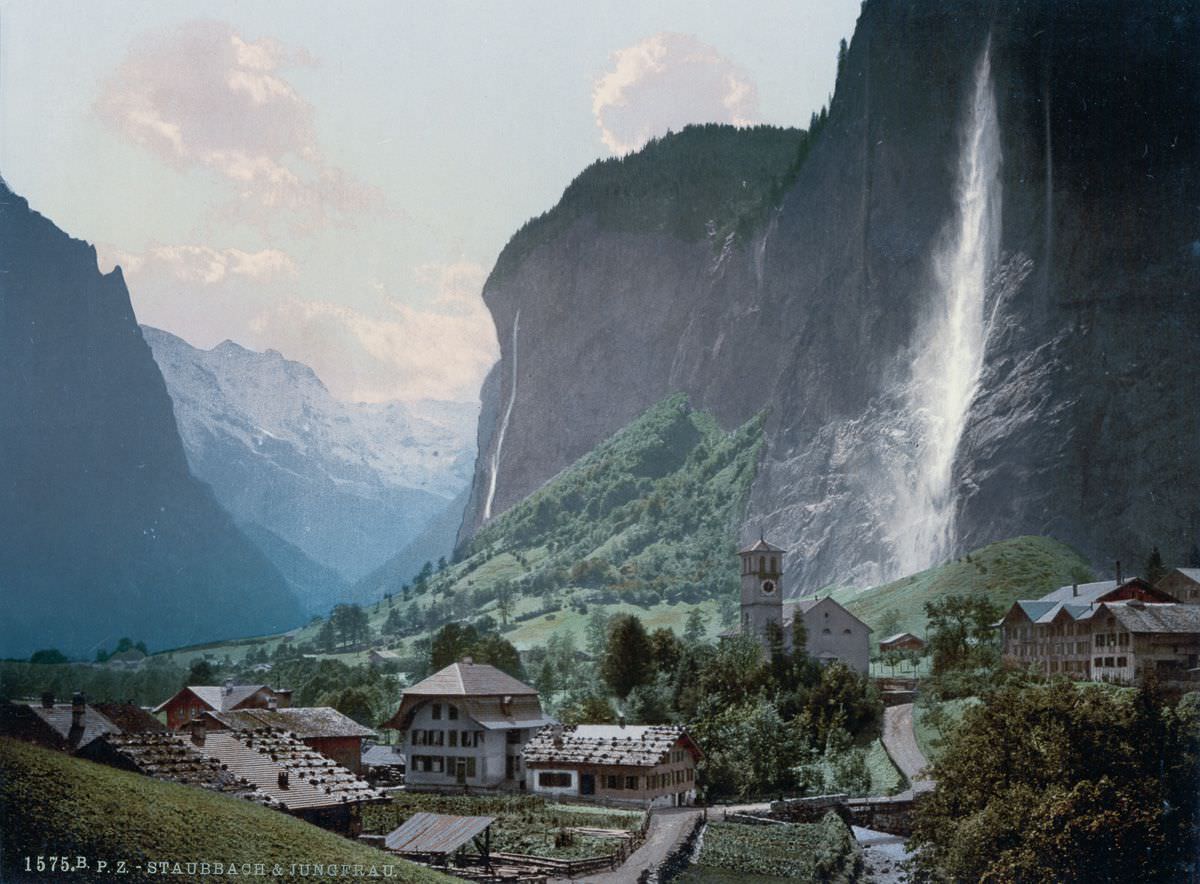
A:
[649,627,682,674]
[911,681,1198,883]
[29,649,68,665]
[683,608,708,644]
[925,594,1003,674]
[383,607,404,637]
[1189,543,1200,569]
[601,614,654,699]
[876,608,902,642]
[187,658,215,685]
[471,634,525,679]
[431,623,480,671]
[495,581,514,627]
[1145,545,1167,585]
[315,620,337,654]
[561,694,617,725]
[331,604,370,649]
[585,608,611,659]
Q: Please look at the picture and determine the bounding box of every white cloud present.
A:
[96,20,379,233]
[249,262,498,403]
[593,33,761,155]
[98,244,297,285]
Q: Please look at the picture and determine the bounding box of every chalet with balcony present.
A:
[381,659,554,791]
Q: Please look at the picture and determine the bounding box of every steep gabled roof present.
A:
[153,685,273,714]
[403,662,537,697]
[523,724,702,768]
[91,703,166,734]
[198,730,386,812]
[25,704,120,750]
[99,732,261,796]
[784,595,874,633]
[204,707,375,740]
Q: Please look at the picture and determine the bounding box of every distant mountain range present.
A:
[143,327,477,608]
[0,180,303,657]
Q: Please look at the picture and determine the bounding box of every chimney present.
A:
[71,692,85,731]
[223,679,234,696]
[1116,560,1123,585]
[618,714,626,729]
[277,770,290,790]
[189,717,206,747]
[40,692,54,709]
[1072,583,1078,597]
[552,724,564,747]
[461,656,474,666]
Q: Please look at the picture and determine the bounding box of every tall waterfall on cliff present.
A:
[483,310,520,521]
[891,40,1002,575]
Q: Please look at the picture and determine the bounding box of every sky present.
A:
[0,0,862,403]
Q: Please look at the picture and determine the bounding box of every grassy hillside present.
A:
[0,738,448,883]
[151,395,762,667]
[830,535,1093,646]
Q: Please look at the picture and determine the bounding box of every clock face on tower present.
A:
[761,580,776,595]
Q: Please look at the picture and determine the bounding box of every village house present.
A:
[878,633,927,654]
[199,706,375,773]
[523,723,702,807]
[153,682,293,730]
[999,577,1200,685]
[735,538,872,673]
[381,659,554,791]
[96,724,387,835]
[1156,568,1200,604]
[0,692,164,754]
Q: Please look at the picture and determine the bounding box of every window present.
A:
[1118,633,1129,646]
[606,775,622,790]
[1104,657,1115,668]
[539,772,571,788]
[1116,657,1127,667]
[448,705,459,720]
[507,729,523,744]
[625,776,639,790]
[466,757,477,777]
[1094,657,1102,667]
[431,730,444,746]
[430,757,444,774]
[411,730,424,746]
[1095,634,1105,647]
[449,731,458,747]
[431,703,442,720]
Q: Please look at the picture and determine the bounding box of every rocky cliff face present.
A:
[0,182,303,656]
[144,327,476,588]
[461,0,1200,593]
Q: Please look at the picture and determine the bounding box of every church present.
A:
[737,537,872,674]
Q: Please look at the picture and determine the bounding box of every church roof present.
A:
[739,537,786,554]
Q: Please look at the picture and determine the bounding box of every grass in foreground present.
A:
[0,738,448,884]
[678,814,862,882]
[363,792,644,860]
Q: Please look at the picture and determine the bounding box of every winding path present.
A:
[566,807,701,883]
[881,703,934,795]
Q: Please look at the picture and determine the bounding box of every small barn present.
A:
[385,812,495,868]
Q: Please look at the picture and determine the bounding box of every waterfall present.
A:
[483,310,520,522]
[892,40,1002,574]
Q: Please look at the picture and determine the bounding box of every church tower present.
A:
[739,536,786,650]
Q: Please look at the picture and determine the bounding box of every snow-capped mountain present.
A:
[143,325,476,596]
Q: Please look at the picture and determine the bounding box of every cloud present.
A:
[593,33,761,155]
[96,20,378,233]
[249,262,498,403]
[98,244,297,285]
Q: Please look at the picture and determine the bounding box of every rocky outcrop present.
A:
[461,0,1200,592]
[0,182,303,656]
